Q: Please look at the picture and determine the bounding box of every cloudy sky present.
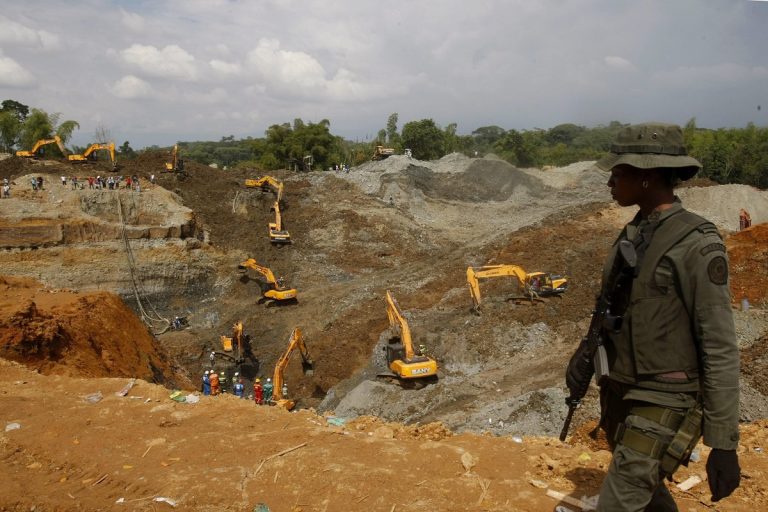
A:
[1,0,767,149]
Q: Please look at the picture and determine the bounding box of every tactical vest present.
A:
[605,209,712,391]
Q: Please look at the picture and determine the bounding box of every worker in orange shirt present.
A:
[739,209,752,230]
[209,370,220,396]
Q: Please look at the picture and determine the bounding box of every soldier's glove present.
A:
[706,448,740,501]
[565,339,593,400]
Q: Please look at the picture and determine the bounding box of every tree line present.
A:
[2,99,766,189]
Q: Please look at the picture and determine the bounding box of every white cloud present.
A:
[247,38,326,90]
[0,53,35,87]
[120,9,145,32]
[110,75,154,99]
[121,44,198,81]
[245,38,395,101]
[209,59,241,76]
[0,15,59,50]
[604,56,636,71]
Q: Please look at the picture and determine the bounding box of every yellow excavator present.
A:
[67,142,117,169]
[164,144,185,175]
[381,290,438,382]
[372,145,396,161]
[237,258,297,304]
[271,327,314,410]
[466,265,569,312]
[219,321,246,364]
[244,176,291,244]
[269,200,291,244]
[15,135,67,158]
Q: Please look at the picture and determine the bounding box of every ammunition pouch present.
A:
[615,401,703,477]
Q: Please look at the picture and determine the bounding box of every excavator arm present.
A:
[68,142,116,168]
[16,136,66,158]
[219,321,243,355]
[238,258,298,302]
[269,201,291,243]
[467,264,569,311]
[383,290,438,380]
[272,327,314,410]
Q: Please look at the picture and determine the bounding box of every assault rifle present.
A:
[559,240,637,442]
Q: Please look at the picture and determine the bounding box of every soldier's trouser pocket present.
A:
[598,410,681,511]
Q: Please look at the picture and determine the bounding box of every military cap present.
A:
[596,122,702,180]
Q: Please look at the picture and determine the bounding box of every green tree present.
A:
[118,141,136,159]
[386,113,399,145]
[1,99,29,122]
[401,119,444,160]
[19,109,55,150]
[443,122,458,154]
[56,120,80,144]
[0,111,22,151]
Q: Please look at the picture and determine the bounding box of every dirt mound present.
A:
[396,159,548,202]
[1,362,766,512]
[0,276,187,386]
[727,223,768,306]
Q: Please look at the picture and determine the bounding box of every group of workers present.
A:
[201,370,286,406]
[202,369,246,398]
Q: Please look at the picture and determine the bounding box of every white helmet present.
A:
[234,372,239,376]
[204,370,209,375]
[267,378,272,382]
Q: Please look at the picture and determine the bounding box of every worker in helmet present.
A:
[234,377,245,399]
[219,372,227,394]
[209,351,216,368]
[263,377,274,405]
[209,370,220,396]
[253,378,263,405]
[202,370,211,396]
[232,372,240,394]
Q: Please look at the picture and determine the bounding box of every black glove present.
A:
[706,448,740,501]
[565,339,593,400]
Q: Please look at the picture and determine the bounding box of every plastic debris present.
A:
[185,394,200,404]
[577,452,592,463]
[116,378,136,397]
[168,391,186,402]
[512,435,523,443]
[153,497,177,507]
[84,392,103,404]
[5,422,21,432]
[676,475,703,491]
[326,416,347,427]
[115,497,125,504]
[689,447,701,462]
[253,504,270,512]
[755,447,763,453]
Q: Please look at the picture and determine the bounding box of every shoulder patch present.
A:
[700,242,726,256]
[707,256,728,285]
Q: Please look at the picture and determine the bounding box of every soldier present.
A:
[566,123,740,510]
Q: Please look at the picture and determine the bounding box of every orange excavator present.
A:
[219,321,246,364]
[380,290,438,383]
[466,264,569,313]
[237,258,297,305]
[67,142,117,169]
[271,327,314,410]
[15,135,67,158]
[244,176,291,244]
